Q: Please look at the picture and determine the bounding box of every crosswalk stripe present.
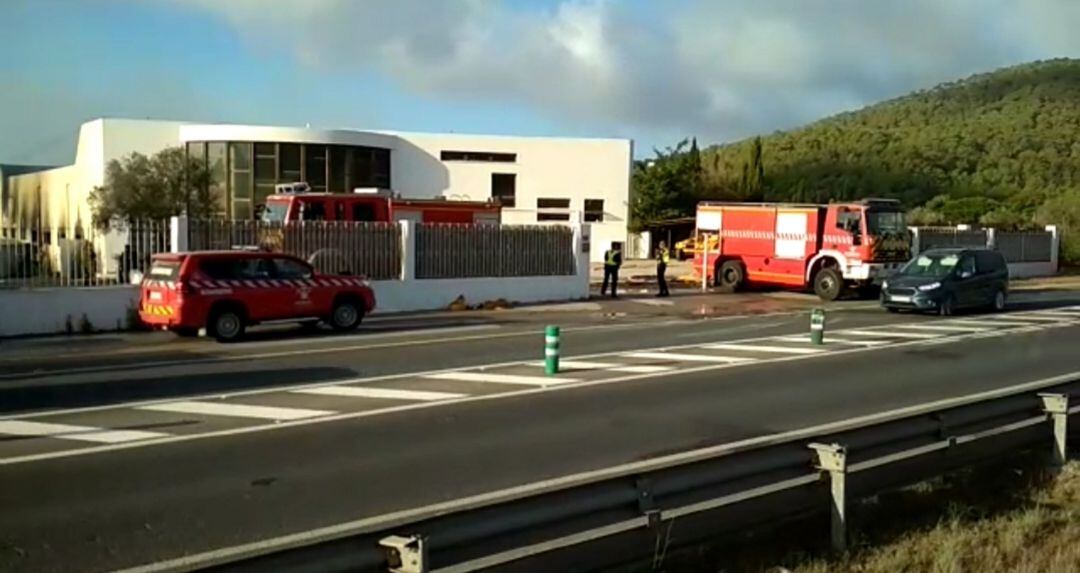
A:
[941,319,1029,327]
[138,401,334,420]
[425,372,579,386]
[894,324,988,332]
[702,343,825,355]
[528,360,621,371]
[988,314,1069,322]
[290,386,465,401]
[1022,311,1080,319]
[773,336,888,346]
[624,351,754,363]
[0,420,168,443]
[844,330,941,339]
[606,365,677,373]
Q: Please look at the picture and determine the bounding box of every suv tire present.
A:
[329,298,363,331]
[208,307,246,342]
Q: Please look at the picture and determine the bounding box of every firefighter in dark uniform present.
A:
[601,243,622,298]
[656,241,671,297]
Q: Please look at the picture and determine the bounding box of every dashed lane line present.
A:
[701,343,826,355]
[290,386,466,401]
[623,352,755,364]
[138,401,334,421]
[424,372,581,386]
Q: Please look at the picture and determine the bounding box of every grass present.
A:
[791,462,1080,573]
[712,461,1080,573]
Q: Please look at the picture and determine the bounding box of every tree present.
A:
[88,146,214,226]
[737,137,765,200]
[629,139,702,231]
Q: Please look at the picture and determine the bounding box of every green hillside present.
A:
[691,58,1080,259]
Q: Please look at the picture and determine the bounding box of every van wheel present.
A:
[329,299,363,331]
[716,261,745,293]
[813,268,843,301]
[208,308,245,342]
[991,289,1006,312]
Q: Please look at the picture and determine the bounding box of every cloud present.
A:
[107,1,1080,149]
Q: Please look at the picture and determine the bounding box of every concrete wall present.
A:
[0,286,139,337]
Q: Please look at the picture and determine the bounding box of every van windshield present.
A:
[899,253,959,278]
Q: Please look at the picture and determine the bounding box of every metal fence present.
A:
[995,231,1053,263]
[916,228,990,251]
[0,220,168,289]
[187,219,402,280]
[415,224,575,279]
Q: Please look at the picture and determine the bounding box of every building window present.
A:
[329,146,348,193]
[305,144,327,191]
[441,150,516,163]
[207,142,227,216]
[373,148,391,188]
[584,199,604,222]
[537,198,570,209]
[537,212,571,221]
[492,173,516,207]
[279,143,301,182]
[229,142,253,219]
[254,142,277,208]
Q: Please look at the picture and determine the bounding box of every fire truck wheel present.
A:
[208,306,246,342]
[329,298,363,331]
[716,261,745,293]
[813,267,843,301]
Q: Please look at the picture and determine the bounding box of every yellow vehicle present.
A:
[674,235,720,260]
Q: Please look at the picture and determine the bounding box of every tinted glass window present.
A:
[976,251,1005,273]
[148,260,180,280]
[199,257,272,280]
[352,203,376,221]
[301,200,326,221]
[272,258,312,280]
[958,255,976,276]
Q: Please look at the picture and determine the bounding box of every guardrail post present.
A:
[379,534,427,573]
[810,442,848,552]
[1039,393,1069,469]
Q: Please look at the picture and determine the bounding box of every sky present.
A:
[2,0,1080,166]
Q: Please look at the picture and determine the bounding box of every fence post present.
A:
[1039,393,1069,469]
[399,220,415,281]
[1046,225,1059,273]
[986,227,996,250]
[810,442,848,552]
[908,226,920,256]
[170,215,189,253]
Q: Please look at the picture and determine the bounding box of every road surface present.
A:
[1,289,1079,572]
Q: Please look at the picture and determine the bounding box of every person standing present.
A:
[656,241,670,297]
[601,243,622,298]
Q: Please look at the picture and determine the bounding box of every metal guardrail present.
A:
[128,372,1080,573]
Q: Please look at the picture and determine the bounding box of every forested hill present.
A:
[700,58,1080,230]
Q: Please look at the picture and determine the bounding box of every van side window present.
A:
[976,251,1001,274]
[958,255,976,277]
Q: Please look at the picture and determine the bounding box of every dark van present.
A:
[880,248,1008,316]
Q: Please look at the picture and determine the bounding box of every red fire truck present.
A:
[260,183,501,225]
[692,199,911,300]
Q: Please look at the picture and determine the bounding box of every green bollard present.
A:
[545,325,560,375]
[810,308,826,345]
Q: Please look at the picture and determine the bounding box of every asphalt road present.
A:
[1,290,1079,572]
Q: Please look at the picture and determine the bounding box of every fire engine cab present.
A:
[261,183,501,225]
[693,199,910,300]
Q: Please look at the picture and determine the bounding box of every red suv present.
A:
[139,251,376,342]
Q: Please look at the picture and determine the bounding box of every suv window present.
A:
[301,200,326,221]
[199,257,273,280]
[272,258,313,280]
[957,254,976,277]
[975,251,1004,274]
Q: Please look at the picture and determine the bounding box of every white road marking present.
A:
[624,352,754,363]
[0,421,167,443]
[894,324,988,332]
[844,330,941,339]
[1022,310,1080,319]
[529,360,620,371]
[138,401,334,420]
[290,386,465,401]
[943,319,1027,327]
[773,336,888,346]
[701,343,825,355]
[425,372,579,386]
[988,314,1069,322]
[631,299,675,307]
[4,320,1077,467]
[606,365,677,373]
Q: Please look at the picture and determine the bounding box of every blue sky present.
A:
[2,0,1078,165]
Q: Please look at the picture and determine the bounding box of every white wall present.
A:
[0,286,139,337]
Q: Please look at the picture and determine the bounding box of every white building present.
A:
[1,118,633,262]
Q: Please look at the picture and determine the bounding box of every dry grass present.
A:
[788,462,1080,573]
